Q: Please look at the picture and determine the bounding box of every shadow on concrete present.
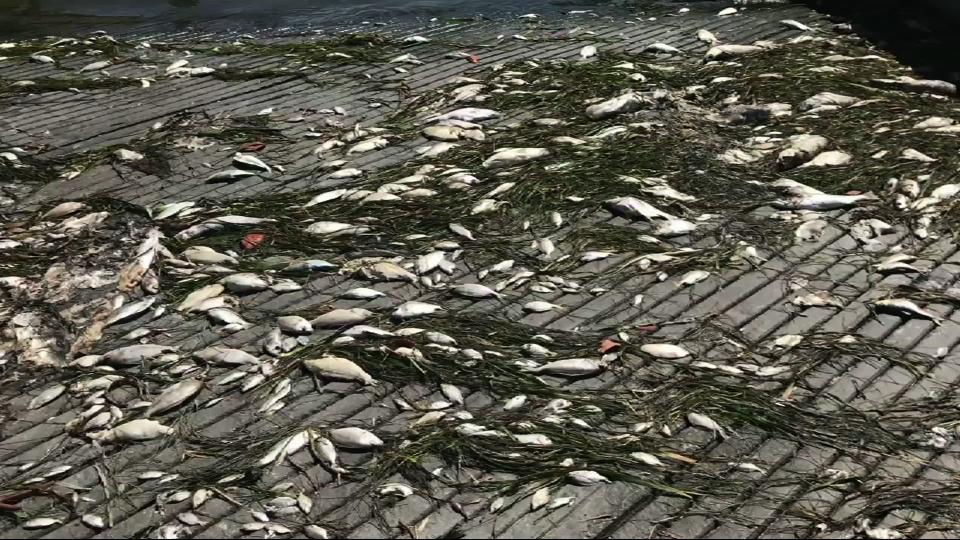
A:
[803,0,960,85]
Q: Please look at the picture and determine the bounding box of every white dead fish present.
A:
[515,433,552,446]
[798,150,852,168]
[28,384,66,410]
[81,514,105,530]
[434,107,501,123]
[795,219,828,242]
[449,223,475,240]
[781,19,812,31]
[697,29,719,44]
[303,356,376,385]
[523,301,561,313]
[873,299,942,325]
[528,358,603,377]
[586,92,644,120]
[705,44,762,60]
[304,525,330,539]
[379,483,414,498]
[393,301,444,319]
[799,92,858,111]
[42,201,87,219]
[303,189,348,208]
[792,291,844,309]
[277,316,313,335]
[90,419,174,443]
[774,193,872,211]
[452,283,502,299]
[580,45,597,59]
[328,427,384,450]
[194,346,259,365]
[29,54,56,64]
[105,296,156,326]
[103,344,176,366]
[687,412,727,437]
[417,251,446,274]
[640,344,690,359]
[177,284,224,312]
[145,378,203,417]
[632,452,664,467]
[645,42,682,55]
[677,270,710,287]
[531,488,551,511]
[654,219,697,237]
[900,148,937,163]
[567,470,610,486]
[340,287,385,300]
[329,168,364,179]
[482,147,550,169]
[205,169,256,183]
[535,237,556,257]
[233,152,271,173]
[313,308,373,328]
[24,518,63,529]
[440,384,464,405]
[80,60,111,72]
[503,395,527,410]
[604,197,674,221]
[258,430,311,466]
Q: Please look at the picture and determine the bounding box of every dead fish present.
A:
[775,193,873,210]
[347,136,389,154]
[145,378,203,417]
[795,219,828,242]
[105,296,156,326]
[304,356,376,385]
[29,53,56,64]
[28,384,66,410]
[340,287,385,300]
[705,44,762,60]
[313,308,373,327]
[90,419,174,443]
[80,60,111,72]
[24,518,64,529]
[523,301,561,313]
[194,346,259,365]
[604,197,674,221]
[449,223,475,240]
[258,430,311,466]
[781,19,812,31]
[207,307,250,328]
[328,427,384,450]
[799,92,858,111]
[504,395,527,410]
[81,514,105,530]
[534,237,555,257]
[103,344,176,365]
[43,201,87,219]
[452,283,502,299]
[777,134,829,169]
[515,433,552,446]
[440,384,464,405]
[233,152,271,173]
[531,488,550,511]
[677,270,710,287]
[277,315,313,335]
[586,92,644,120]
[645,42,682,54]
[304,221,369,236]
[527,358,603,377]
[640,343,690,359]
[417,251,446,274]
[433,107,501,123]
[567,470,610,486]
[874,299,942,325]
[687,412,727,438]
[697,29,719,44]
[303,189,349,207]
[482,147,549,169]
[900,148,937,163]
[579,45,597,59]
[304,525,331,539]
[792,291,844,309]
[654,219,697,237]
[205,169,256,183]
[393,301,444,319]
[798,150,852,168]
[874,260,922,275]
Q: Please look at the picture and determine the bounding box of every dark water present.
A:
[0,0,663,38]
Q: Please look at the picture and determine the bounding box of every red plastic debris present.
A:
[468,55,480,64]
[241,232,265,250]
[241,141,266,152]
[635,324,659,335]
[598,339,622,354]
